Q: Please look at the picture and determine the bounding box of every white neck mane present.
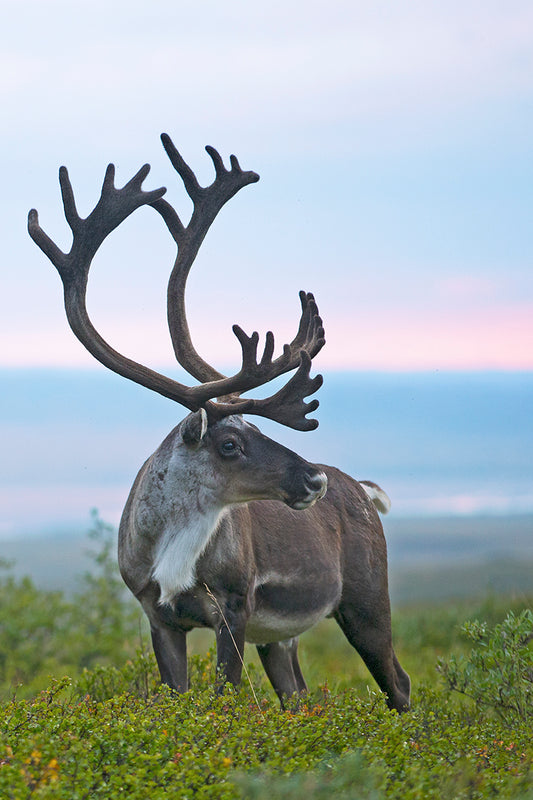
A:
[152,505,225,606]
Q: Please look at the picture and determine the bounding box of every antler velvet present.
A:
[28,136,325,431]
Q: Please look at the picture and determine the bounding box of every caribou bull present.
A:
[29,134,410,712]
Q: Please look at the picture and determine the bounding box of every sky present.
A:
[1,1,532,536]
[2,0,532,375]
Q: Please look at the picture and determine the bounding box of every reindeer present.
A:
[28,134,410,712]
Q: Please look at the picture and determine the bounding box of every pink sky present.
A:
[322,305,533,371]
[3,303,532,372]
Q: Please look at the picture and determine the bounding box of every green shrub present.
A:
[438,609,533,725]
[66,509,146,670]
[0,515,532,798]
[0,559,72,695]
[0,512,145,699]
[1,676,532,799]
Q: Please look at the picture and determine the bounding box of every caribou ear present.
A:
[181,408,208,445]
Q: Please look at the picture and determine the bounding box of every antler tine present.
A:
[28,208,67,273]
[160,133,202,203]
[58,164,81,234]
[295,291,326,357]
[263,291,325,377]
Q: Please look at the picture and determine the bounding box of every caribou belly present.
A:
[244,573,341,644]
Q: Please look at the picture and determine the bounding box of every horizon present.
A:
[1,368,532,538]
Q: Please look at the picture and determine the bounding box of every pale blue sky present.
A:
[2,0,532,372]
[1,1,533,534]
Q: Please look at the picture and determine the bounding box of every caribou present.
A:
[28,134,410,712]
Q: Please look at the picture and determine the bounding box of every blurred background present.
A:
[1,0,532,601]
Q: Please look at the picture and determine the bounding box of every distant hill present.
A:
[1,369,533,537]
[2,514,532,604]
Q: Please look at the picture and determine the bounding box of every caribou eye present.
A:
[220,439,238,455]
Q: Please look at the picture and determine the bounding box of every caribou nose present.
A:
[305,470,328,500]
[286,467,328,510]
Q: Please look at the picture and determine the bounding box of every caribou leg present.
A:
[150,625,188,692]
[256,638,307,707]
[213,595,248,690]
[393,650,411,702]
[334,605,410,713]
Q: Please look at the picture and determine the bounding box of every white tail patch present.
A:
[359,480,391,515]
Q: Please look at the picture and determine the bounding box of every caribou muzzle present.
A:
[284,466,328,510]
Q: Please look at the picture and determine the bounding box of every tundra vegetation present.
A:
[0,513,531,799]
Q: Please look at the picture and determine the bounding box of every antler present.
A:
[28,163,235,412]
[154,134,325,386]
[28,139,325,431]
[231,350,323,429]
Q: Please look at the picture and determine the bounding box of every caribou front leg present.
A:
[150,625,188,692]
[140,586,189,691]
[212,592,248,691]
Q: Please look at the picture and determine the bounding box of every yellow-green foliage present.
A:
[1,655,532,800]
[0,518,531,799]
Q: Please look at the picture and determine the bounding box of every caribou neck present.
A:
[130,429,227,606]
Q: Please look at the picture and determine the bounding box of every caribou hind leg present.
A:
[393,650,411,702]
[256,638,307,707]
[334,605,410,713]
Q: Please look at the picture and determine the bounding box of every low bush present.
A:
[0,512,144,699]
[0,517,531,798]
[438,608,533,725]
[1,663,532,799]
